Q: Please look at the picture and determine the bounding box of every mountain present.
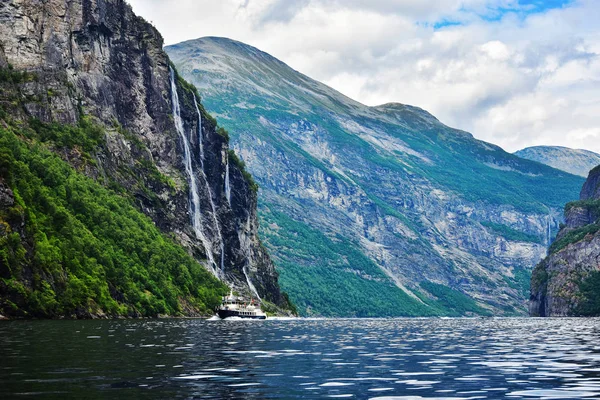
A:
[530,166,600,316]
[166,37,584,317]
[0,2,291,318]
[514,146,600,178]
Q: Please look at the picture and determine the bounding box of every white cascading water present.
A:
[192,95,206,170]
[224,159,232,205]
[193,94,227,277]
[169,67,217,276]
[547,215,552,246]
[189,81,259,299]
[244,265,261,301]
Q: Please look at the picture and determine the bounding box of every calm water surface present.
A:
[1,318,600,399]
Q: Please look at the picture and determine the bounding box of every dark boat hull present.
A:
[217,310,266,319]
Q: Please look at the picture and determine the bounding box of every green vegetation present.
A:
[29,117,104,153]
[217,126,230,142]
[549,223,600,254]
[503,267,532,298]
[529,262,548,296]
[228,149,259,193]
[419,281,491,316]
[547,199,600,254]
[260,208,438,317]
[0,123,227,318]
[281,291,297,315]
[575,271,600,316]
[279,261,437,317]
[169,44,585,317]
[0,65,37,84]
[260,207,492,317]
[481,221,542,244]
[565,199,600,215]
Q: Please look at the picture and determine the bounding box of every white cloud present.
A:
[128,0,600,154]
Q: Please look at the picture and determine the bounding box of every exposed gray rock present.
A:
[530,167,600,316]
[167,37,583,316]
[0,180,14,209]
[581,166,600,200]
[0,1,288,309]
[514,146,600,178]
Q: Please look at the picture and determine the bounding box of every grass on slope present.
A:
[419,282,491,316]
[259,207,487,317]
[259,207,436,317]
[348,116,584,215]
[216,96,582,216]
[0,123,228,318]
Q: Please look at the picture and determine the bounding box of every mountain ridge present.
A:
[514,146,600,177]
[167,36,584,317]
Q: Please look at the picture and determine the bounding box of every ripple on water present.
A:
[507,389,600,398]
[172,375,223,380]
[3,318,600,399]
[320,382,355,387]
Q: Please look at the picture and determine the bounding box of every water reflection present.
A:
[1,318,600,398]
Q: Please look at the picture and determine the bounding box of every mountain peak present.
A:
[514,146,600,177]
[373,102,440,122]
[167,37,583,317]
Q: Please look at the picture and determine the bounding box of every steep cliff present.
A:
[514,146,600,178]
[0,0,290,317]
[530,165,600,316]
[167,37,583,317]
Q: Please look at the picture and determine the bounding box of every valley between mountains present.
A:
[0,0,591,319]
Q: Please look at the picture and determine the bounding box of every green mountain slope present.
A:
[0,0,292,318]
[0,120,227,318]
[167,37,584,316]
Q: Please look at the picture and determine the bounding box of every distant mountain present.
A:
[167,37,583,317]
[514,146,600,177]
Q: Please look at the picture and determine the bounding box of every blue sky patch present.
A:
[432,0,574,29]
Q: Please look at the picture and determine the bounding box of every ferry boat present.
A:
[217,291,267,319]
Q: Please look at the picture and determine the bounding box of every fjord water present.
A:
[1,318,599,399]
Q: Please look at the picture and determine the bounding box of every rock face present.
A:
[530,166,600,316]
[167,37,583,316]
[514,146,600,178]
[0,1,288,308]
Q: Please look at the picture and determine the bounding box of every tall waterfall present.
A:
[193,93,227,277]
[169,67,217,276]
[224,159,232,204]
[176,73,260,298]
[192,95,205,170]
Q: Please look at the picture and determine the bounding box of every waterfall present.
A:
[193,93,227,277]
[243,265,261,301]
[179,76,258,296]
[225,158,232,205]
[192,95,205,170]
[547,215,552,246]
[169,67,217,276]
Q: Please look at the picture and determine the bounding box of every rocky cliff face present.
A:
[514,146,600,178]
[0,1,288,309]
[530,166,600,316]
[167,37,583,316]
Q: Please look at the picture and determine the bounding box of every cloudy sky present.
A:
[128,0,600,153]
